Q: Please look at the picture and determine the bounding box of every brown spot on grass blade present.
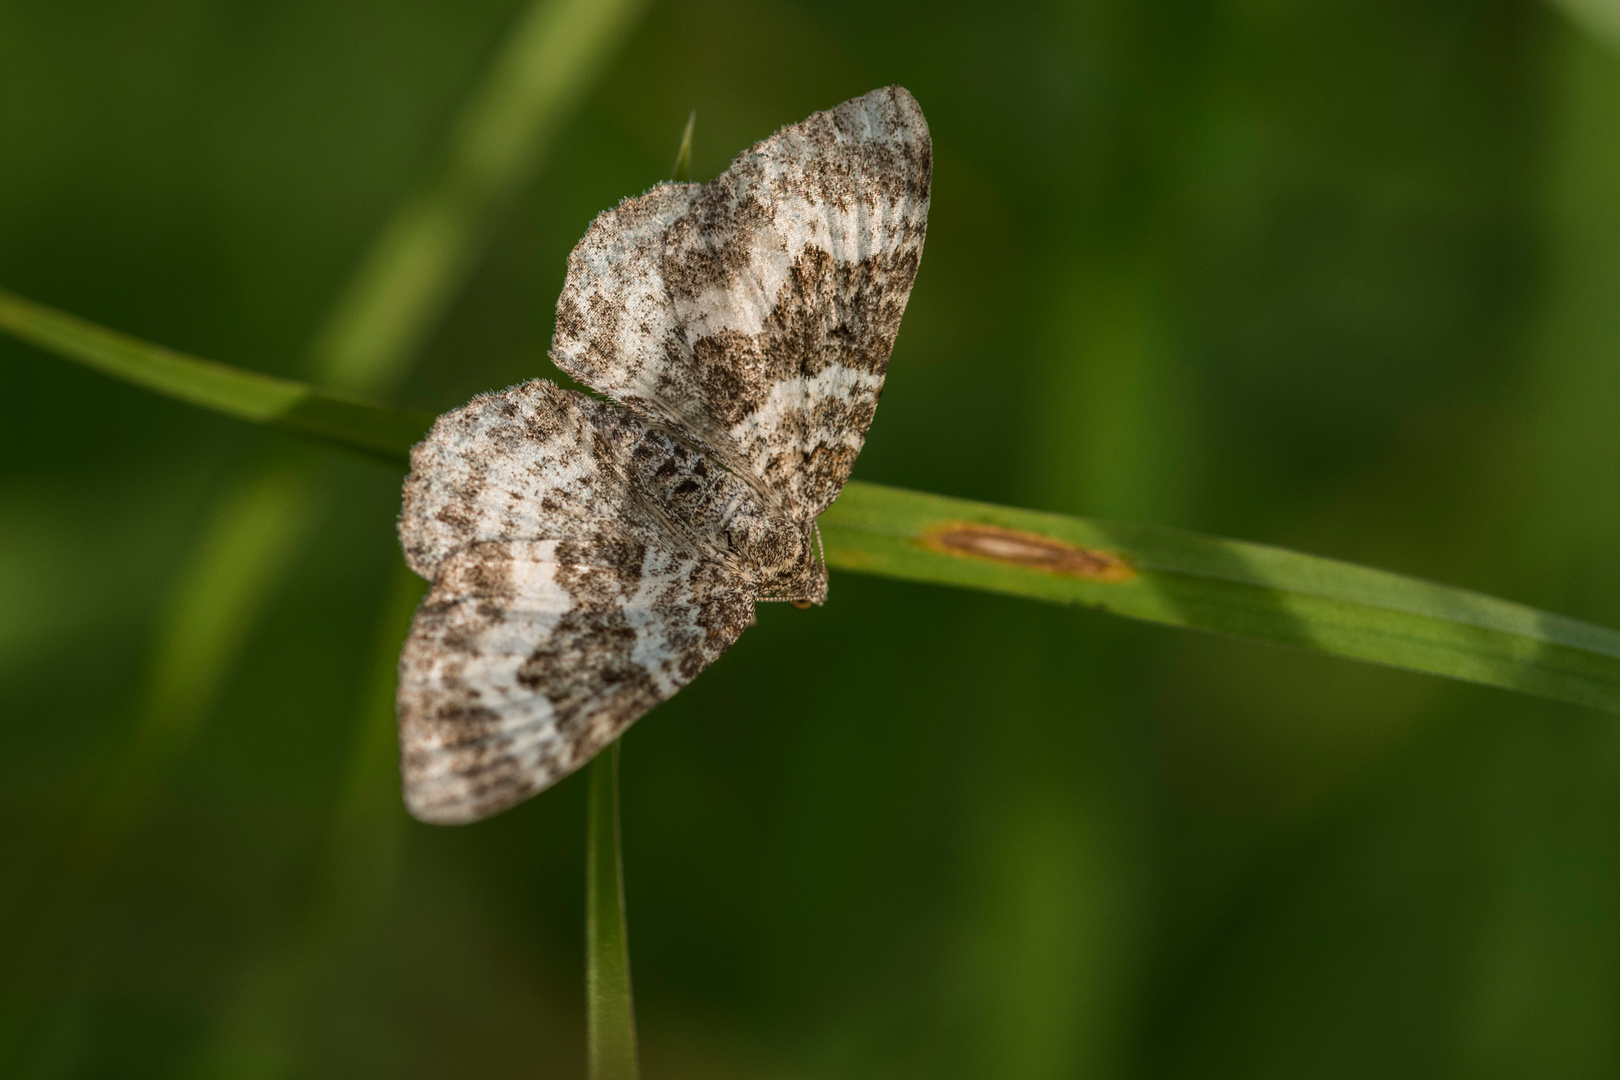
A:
[921,522,1136,583]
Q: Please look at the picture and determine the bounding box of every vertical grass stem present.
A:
[586,740,639,1080]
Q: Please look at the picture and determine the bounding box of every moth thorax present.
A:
[757,534,828,605]
[722,508,808,582]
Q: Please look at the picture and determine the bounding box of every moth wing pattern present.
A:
[402,375,784,568]
[398,537,753,824]
[400,379,664,579]
[399,86,932,824]
[544,181,703,429]
[552,85,932,519]
[397,379,774,823]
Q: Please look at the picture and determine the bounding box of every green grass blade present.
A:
[587,741,639,1080]
[307,0,649,393]
[671,110,696,182]
[0,286,431,463]
[821,482,1620,713]
[10,291,1620,713]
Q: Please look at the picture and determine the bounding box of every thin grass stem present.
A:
[587,741,639,1080]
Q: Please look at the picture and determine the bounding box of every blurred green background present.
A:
[5,0,1620,1076]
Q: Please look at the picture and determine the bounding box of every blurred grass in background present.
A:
[3,0,1620,1076]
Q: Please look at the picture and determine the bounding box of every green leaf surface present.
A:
[820,483,1620,713]
[0,287,432,462]
[8,287,1620,714]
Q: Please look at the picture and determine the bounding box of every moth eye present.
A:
[673,480,700,497]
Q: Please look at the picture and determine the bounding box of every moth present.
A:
[396,87,931,824]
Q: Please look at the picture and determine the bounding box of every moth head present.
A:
[750,519,827,606]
